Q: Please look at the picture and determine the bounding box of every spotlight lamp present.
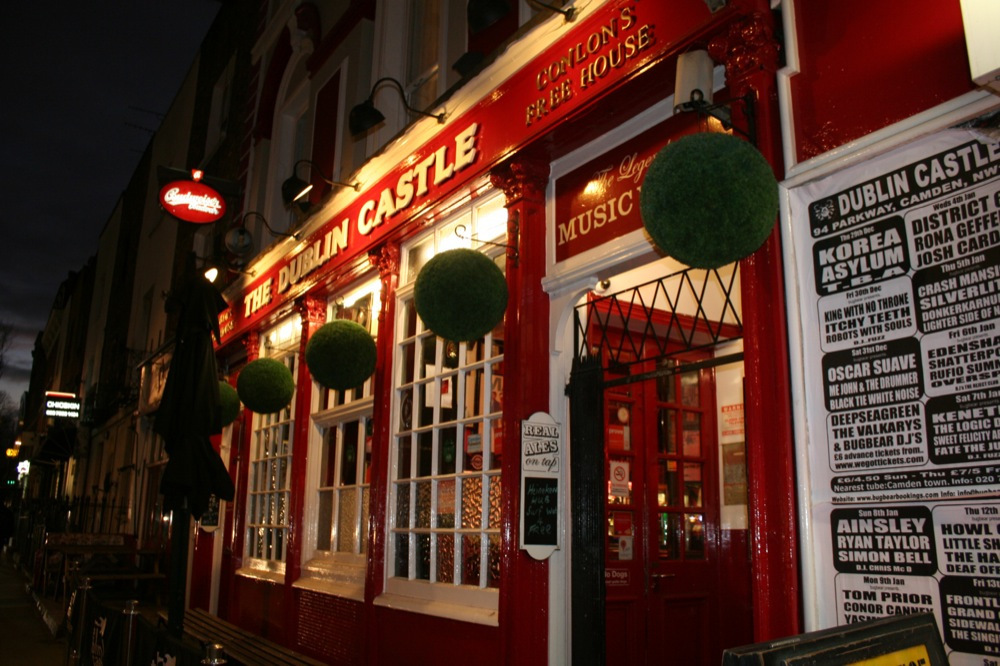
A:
[673,49,756,145]
[467,0,576,34]
[232,211,299,244]
[281,159,359,211]
[349,77,447,137]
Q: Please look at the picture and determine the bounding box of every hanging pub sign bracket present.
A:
[455,212,520,266]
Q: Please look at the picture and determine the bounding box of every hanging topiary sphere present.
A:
[306,320,377,391]
[414,248,508,342]
[219,381,241,426]
[237,358,295,414]
[639,132,778,269]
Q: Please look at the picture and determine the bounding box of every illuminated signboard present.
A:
[217,1,711,345]
[159,171,226,224]
[44,391,81,419]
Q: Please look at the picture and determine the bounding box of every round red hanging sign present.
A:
[159,180,226,224]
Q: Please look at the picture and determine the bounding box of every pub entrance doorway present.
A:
[569,260,754,665]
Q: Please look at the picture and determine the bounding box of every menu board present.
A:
[785,126,1000,663]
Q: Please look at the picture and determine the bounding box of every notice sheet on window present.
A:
[785,126,1000,663]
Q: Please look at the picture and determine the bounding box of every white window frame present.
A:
[376,192,508,626]
[238,318,300,582]
[297,279,381,600]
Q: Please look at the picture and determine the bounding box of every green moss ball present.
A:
[219,381,241,426]
[639,132,778,268]
[237,358,295,414]
[414,248,508,341]
[306,320,377,391]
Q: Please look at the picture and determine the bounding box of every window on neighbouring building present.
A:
[299,279,380,598]
[205,56,235,159]
[243,318,300,580]
[384,192,507,620]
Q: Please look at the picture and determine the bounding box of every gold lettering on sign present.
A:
[525,7,655,127]
[244,278,274,318]
[557,150,653,248]
[358,123,480,236]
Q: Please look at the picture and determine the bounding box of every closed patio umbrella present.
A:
[153,254,235,634]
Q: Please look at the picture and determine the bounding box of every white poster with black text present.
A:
[786,126,1000,664]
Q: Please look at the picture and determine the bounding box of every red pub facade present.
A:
[175,1,999,664]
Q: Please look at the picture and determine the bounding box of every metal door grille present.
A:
[573,265,743,375]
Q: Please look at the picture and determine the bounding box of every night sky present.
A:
[0,1,221,402]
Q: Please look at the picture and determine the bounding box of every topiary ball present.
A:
[237,358,295,414]
[306,320,377,391]
[639,132,778,269]
[414,248,508,341]
[219,381,241,426]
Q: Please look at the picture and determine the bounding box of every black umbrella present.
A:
[153,254,236,635]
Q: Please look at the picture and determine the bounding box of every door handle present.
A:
[651,573,674,579]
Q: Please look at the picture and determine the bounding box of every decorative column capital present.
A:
[297,294,326,329]
[369,243,400,279]
[708,11,780,93]
[490,158,549,204]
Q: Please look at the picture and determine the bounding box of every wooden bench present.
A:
[180,608,326,666]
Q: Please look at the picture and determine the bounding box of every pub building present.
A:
[178,0,1000,664]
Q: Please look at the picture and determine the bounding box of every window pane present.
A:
[683,412,701,457]
[395,482,411,529]
[684,464,703,507]
[685,513,705,559]
[395,534,409,577]
[659,513,681,560]
[437,534,454,583]
[417,430,433,477]
[681,370,700,406]
[659,409,676,454]
[317,490,332,551]
[462,534,481,586]
[439,426,457,475]
[341,420,359,485]
[336,489,358,553]
[397,435,412,479]
[658,460,677,507]
[416,481,431,528]
[417,534,431,581]
[488,476,502,530]
[437,480,456,528]
[487,535,501,588]
[462,477,482,529]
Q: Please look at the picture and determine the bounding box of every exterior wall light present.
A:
[348,77,447,137]
[281,159,359,212]
[673,49,756,145]
[467,0,576,34]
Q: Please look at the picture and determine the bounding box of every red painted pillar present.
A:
[219,331,259,621]
[710,7,802,640]
[491,158,550,666]
[363,243,400,666]
[284,295,327,641]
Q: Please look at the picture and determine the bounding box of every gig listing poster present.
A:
[784,126,1000,663]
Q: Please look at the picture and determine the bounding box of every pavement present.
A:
[0,549,68,665]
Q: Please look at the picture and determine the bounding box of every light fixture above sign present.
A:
[159,169,227,224]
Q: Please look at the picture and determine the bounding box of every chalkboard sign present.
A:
[523,476,558,546]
